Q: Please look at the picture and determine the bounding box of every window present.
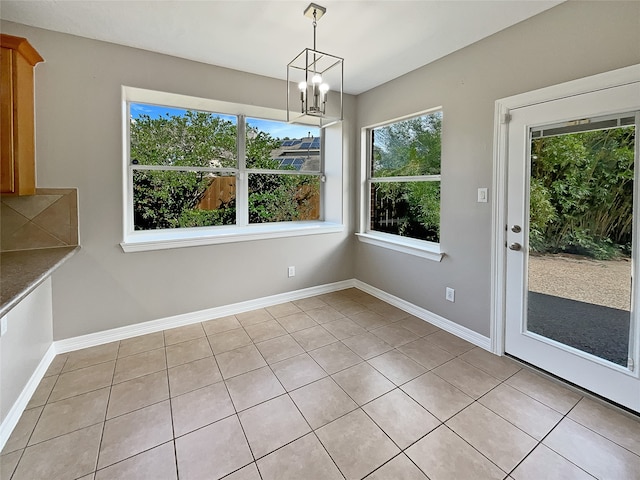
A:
[121,87,343,252]
[245,118,322,224]
[130,108,239,231]
[358,109,443,261]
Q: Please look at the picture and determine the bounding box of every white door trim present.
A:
[491,64,640,355]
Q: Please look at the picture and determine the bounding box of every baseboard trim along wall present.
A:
[352,280,492,351]
[53,279,355,353]
[0,279,491,451]
[0,344,57,452]
[55,280,491,354]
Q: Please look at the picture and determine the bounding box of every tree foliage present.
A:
[529,126,635,259]
[371,112,442,242]
[249,174,319,223]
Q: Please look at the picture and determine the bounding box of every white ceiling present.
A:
[0,0,562,95]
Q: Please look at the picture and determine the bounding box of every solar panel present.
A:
[281,140,293,147]
[300,142,311,149]
[281,158,293,166]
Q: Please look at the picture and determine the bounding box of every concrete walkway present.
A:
[528,254,631,311]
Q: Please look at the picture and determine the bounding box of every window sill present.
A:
[121,222,344,253]
[355,232,444,262]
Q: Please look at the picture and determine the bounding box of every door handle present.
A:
[509,242,522,251]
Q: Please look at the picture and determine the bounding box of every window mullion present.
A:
[366,178,373,233]
[237,115,248,227]
[370,175,441,183]
[245,168,321,176]
[365,129,373,234]
[320,132,326,221]
[125,101,134,237]
[131,165,237,174]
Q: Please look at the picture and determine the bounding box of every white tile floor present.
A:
[2,288,640,479]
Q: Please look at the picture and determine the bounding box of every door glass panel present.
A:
[527,114,636,367]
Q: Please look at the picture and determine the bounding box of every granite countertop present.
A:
[0,246,79,317]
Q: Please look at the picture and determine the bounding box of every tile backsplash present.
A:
[1,188,78,252]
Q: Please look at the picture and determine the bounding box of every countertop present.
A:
[1,246,79,317]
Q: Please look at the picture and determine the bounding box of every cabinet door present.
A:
[0,35,42,196]
[0,47,15,193]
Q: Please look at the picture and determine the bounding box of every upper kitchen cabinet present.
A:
[1,34,43,196]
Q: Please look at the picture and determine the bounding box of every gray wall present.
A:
[2,1,639,342]
[354,1,640,337]
[0,21,356,340]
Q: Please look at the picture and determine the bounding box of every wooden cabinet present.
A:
[1,34,43,195]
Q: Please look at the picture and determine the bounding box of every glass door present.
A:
[504,82,640,412]
[528,114,635,368]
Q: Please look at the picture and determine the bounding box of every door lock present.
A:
[511,225,522,233]
[509,242,522,251]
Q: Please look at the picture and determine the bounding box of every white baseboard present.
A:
[353,280,492,351]
[0,343,56,452]
[55,278,490,355]
[54,279,356,354]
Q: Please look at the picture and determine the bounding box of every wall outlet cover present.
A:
[445,287,455,302]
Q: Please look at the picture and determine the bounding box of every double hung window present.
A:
[360,109,443,260]
[245,118,322,225]
[130,108,239,231]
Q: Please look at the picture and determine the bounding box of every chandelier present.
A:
[287,3,343,128]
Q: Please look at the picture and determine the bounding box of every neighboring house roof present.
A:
[270,136,321,172]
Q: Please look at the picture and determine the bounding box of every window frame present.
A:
[357,107,444,262]
[121,86,343,252]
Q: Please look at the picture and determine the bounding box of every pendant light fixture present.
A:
[287,3,343,128]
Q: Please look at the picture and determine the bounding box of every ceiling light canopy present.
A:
[287,3,343,128]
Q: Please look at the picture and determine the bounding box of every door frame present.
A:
[490,64,640,356]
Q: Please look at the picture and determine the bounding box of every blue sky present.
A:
[130,103,318,140]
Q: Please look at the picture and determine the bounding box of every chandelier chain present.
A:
[312,9,317,51]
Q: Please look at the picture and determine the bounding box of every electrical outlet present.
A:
[1,316,7,336]
[445,287,455,302]
[288,266,296,278]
